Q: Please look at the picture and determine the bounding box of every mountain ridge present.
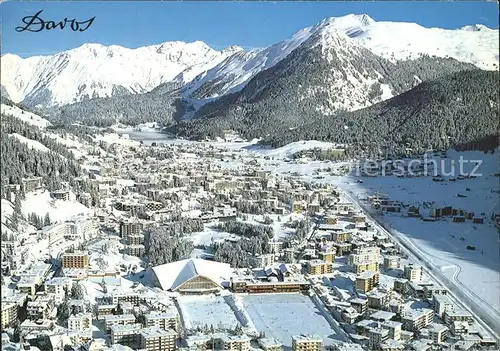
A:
[2,14,498,110]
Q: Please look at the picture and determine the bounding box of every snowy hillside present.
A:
[1,198,37,237]
[180,23,323,99]
[8,133,50,152]
[22,190,91,223]
[1,104,52,129]
[1,41,234,108]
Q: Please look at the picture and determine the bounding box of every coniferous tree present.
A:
[70,282,85,300]
[11,193,22,231]
[44,212,52,227]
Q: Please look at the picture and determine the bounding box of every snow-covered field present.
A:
[241,293,347,348]
[189,227,237,247]
[94,132,141,147]
[22,191,91,223]
[177,294,239,330]
[244,140,344,159]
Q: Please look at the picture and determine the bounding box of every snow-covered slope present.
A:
[245,140,344,158]
[1,104,52,128]
[22,190,91,223]
[1,41,234,107]
[180,25,321,99]
[181,14,498,101]
[9,133,50,152]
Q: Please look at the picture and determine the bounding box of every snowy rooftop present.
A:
[151,258,233,291]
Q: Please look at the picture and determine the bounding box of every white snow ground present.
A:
[177,294,239,331]
[22,191,91,223]
[241,293,348,348]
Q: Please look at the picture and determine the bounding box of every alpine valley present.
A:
[2,14,499,154]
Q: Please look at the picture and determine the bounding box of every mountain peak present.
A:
[460,24,490,32]
[222,45,244,54]
[321,14,376,28]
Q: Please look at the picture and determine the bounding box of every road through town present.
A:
[341,188,500,343]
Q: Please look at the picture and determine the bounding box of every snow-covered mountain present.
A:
[2,14,498,110]
[181,14,498,101]
[332,14,498,70]
[1,41,234,108]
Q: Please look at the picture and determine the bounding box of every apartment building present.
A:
[353,262,380,274]
[324,214,338,225]
[318,250,335,263]
[306,260,333,275]
[110,323,143,348]
[433,295,454,318]
[368,291,389,309]
[356,271,380,293]
[249,253,275,268]
[403,264,423,283]
[334,242,352,256]
[291,334,323,351]
[350,298,368,315]
[112,292,142,306]
[393,279,408,295]
[119,220,144,240]
[349,246,381,265]
[381,321,402,341]
[51,190,70,201]
[1,302,18,329]
[104,314,137,331]
[26,293,55,321]
[369,328,389,350]
[258,338,283,351]
[145,311,179,332]
[449,321,469,337]
[16,276,38,296]
[61,251,89,269]
[45,277,72,304]
[140,327,177,351]
[126,244,146,257]
[443,309,474,326]
[423,285,447,299]
[427,323,448,344]
[220,335,251,350]
[331,232,350,243]
[383,256,401,270]
[283,249,294,263]
[401,308,434,332]
[43,223,67,247]
[268,241,283,254]
[127,233,145,245]
[65,216,93,241]
[68,313,92,331]
[21,177,43,193]
[96,304,117,320]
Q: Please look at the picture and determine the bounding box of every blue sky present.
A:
[1,1,498,57]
